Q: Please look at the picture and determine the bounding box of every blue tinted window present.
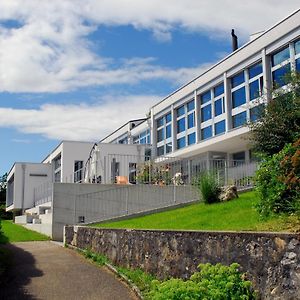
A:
[177,137,186,149]
[232,87,246,108]
[177,106,185,117]
[177,118,185,133]
[215,120,226,135]
[166,124,171,138]
[188,132,196,145]
[201,126,212,140]
[187,100,195,111]
[295,40,300,55]
[157,146,164,156]
[272,64,291,87]
[165,113,172,123]
[249,80,260,101]
[272,47,290,66]
[231,71,245,88]
[157,128,164,142]
[166,142,172,154]
[187,113,195,129]
[147,135,150,144]
[140,137,146,144]
[214,98,224,116]
[201,104,212,122]
[250,105,264,122]
[157,117,164,128]
[249,62,262,79]
[232,111,247,128]
[201,90,211,104]
[214,83,224,97]
[296,58,300,72]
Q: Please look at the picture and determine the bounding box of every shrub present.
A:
[194,172,221,204]
[255,139,300,216]
[148,263,256,300]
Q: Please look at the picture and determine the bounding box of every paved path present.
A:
[0,241,138,300]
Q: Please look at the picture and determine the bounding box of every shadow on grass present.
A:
[0,243,43,299]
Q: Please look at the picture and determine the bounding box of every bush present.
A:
[255,139,300,216]
[194,172,221,204]
[148,263,256,300]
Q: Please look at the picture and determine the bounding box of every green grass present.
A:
[0,220,49,244]
[91,191,300,232]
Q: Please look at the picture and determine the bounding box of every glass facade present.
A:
[133,129,150,144]
[231,71,245,88]
[177,137,186,149]
[232,87,246,108]
[201,90,211,104]
[156,112,172,156]
[188,132,196,145]
[215,120,226,135]
[232,111,247,128]
[201,104,212,122]
[177,118,185,133]
[201,126,212,140]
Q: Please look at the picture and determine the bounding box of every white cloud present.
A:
[0,0,299,93]
[0,94,160,140]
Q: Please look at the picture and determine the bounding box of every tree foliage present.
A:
[0,173,7,204]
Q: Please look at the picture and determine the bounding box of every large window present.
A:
[248,62,263,101]
[177,137,186,149]
[232,87,246,108]
[177,118,185,133]
[232,111,247,128]
[214,120,226,135]
[156,112,172,156]
[271,46,291,87]
[188,132,196,145]
[201,126,212,140]
[201,104,212,122]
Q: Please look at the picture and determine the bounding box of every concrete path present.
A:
[0,241,139,300]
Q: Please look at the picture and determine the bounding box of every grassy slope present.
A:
[93,191,299,232]
[0,220,49,244]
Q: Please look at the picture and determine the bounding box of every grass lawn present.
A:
[0,220,49,244]
[91,191,300,232]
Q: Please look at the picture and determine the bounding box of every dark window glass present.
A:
[233,151,245,161]
[201,90,211,104]
[214,98,224,116]
[157,128,164,142]
[271,47,290,66]
[215,120,226,135]
[250,105,264,122]
[214,83,224,97]
[177,118,185,133]
[140,137,146,144]
[188,132,196,145]
[272,64,291,87]
[201,104,212,122]
[165,113,172,123]
[157,146,164,156]
[177,137,186,149]
[249,62,263,79]
[187,112,195,129]
[201,126,212,140]
[187,100,195,111]
[231,71,245,88]
[157,117,164,128]
[232,87,246,108]
[295,40,300,55]
[166,142,172,154]
[232,111,247,128]
[249,79,260,101]
[177,105,185,117]
[133,136,139,144]
[296,58,300,72]
[147,135,151,144]
[166,124,171,138]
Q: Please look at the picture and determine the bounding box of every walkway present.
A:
[0,241,138,300]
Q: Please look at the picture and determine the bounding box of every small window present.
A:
[166,142,172,154]
[272,64,291,87]
[165,113,172,123]
[249,62,263,79]
[232,87,246,108]
[250,105,264,122]
[157,146,164,156]
[215,120,226,135]
[232,111,247,128]
[201,126,212,140]
[214,83,224,97]
[166,124,171,139]
[249,80,260,101]
[177,137,186,149]
[214,98,224,116]
[232,151,245,162]
[201,104,212,122]
[271,47,290,66]
[187,100,195,111]
[296,58,300,72]
[177,106,185,117]
[187,112,195,129]
[177,118,185,133]
[157,128,164,142]
[295,40,300,55]
[188,132,196,145]
[231,71,245,88]
[157,117,164,128]
[200,90,211,105]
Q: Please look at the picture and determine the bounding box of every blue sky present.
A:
[0,1,299,175]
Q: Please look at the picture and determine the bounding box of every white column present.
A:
[150,108,156,157]
[194,90,200,143]
[224,72,232,131]
[171,104,176,151]
[262,48,272,102]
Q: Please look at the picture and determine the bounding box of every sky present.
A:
[0,0,299,175]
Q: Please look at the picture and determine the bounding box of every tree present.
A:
[0,173,7,204]
[249,72,300,157]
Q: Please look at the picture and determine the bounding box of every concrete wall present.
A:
[52,183,198,241]
[65,226,300,300]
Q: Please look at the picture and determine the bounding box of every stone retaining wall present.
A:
[64,226,300,299]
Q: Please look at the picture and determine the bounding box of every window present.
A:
[133,129,150,144]
[156,112,172,156]
[187,100,195,111]
[187,112,195,129]
[214,98,224,116]
[232,111,247,128]
[157,128,164,142]
[271,47,291,88]
[166,124,171,138]
[177,118,185,133]
[272,64,291,87]
[177,105,185,117]
[201,104,212,122]
[232,87,246,108]
[232,151,245,162]
[200,90,211,104]
[201,126,212,140]
[271,47,290,66]
[295,40,300,55]
[250,105,264,122]
[157,117,164,128]
[215,120,225,135]
[231,71,245,88]
[296,58,300,72]
[249,80,260,101]
[157,146,164,156]
[188,132,196,145]
[166,142,172,154]
[249,63,263,79]
[165,113,172,123]
[177,137,186,149]
[214,83,224,97]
